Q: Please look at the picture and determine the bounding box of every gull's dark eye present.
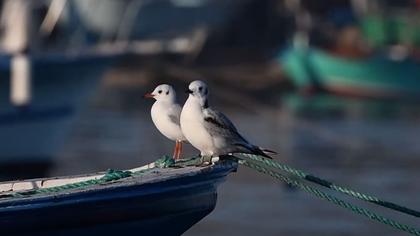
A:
[158,90,162,94]
[166,91,169,95]
[198,87,203,92]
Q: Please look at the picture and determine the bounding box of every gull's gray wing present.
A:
[203,108,247,142]
[168,114,180,126]
[203,107,273,158]
[168,104,182,126]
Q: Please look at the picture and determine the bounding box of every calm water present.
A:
[52,67,420,236]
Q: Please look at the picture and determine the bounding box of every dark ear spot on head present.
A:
[204,88,208,95]
[203,99,209,108]
[166,91,169,95]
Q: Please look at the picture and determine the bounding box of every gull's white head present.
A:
[187,80,208,98]
[144,84,176,102]
[186,80,209,107]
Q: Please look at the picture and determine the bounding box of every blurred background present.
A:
[1,0,420,235]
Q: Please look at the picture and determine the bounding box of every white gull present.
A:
[144,84,186,160]
[180,80,275,159]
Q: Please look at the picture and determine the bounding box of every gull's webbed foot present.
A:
[196,155,220,166]
[195,155,212,166]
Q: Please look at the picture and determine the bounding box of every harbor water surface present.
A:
[51,65,420,236]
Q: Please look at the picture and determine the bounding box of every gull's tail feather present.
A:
[235,143,275,159]
[260,147,277,155]
[252,147,274,159]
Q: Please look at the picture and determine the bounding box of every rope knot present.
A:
[102,169,132,182]
[155,155,175,168]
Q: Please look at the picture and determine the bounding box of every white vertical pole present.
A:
[1,0,31,54]
[11,54,31,106]
[1,0,33,107]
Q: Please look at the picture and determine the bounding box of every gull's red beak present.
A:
[143,93,154,99]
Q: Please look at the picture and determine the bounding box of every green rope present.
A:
[12,156,175,197]
[237,153,420,218]
[13,169,137,197]
[10,155,195,198]
[154,156,176,168]
[171,156,207,167]
[242,161,420,236]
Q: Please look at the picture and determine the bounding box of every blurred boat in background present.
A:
[277,0,420,100]
[0,54,112,178]
[73,0,241,41]
[280,47,420,99]
[0,0,122,178]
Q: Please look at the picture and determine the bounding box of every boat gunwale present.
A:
[0,162,157,193]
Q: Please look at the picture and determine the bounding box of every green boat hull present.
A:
[280,48,420,99]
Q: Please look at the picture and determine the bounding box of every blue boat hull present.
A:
[0,162,236,236]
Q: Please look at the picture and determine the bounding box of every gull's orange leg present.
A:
[172,141,179,160]
[176,141,182,160]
